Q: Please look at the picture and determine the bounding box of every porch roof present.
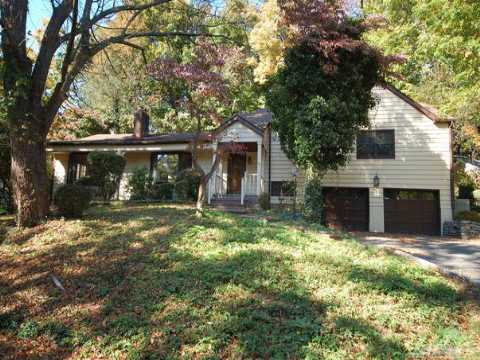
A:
[215,109,273,136]
[237,109,273,130]
[48,132,212,147]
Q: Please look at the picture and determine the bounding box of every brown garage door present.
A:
[323,188,369,231]
[384,189,440,236]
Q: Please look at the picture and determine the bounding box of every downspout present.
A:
[449,123,455,217]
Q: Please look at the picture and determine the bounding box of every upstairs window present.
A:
[67,153,89,183]
[357,130,395,159]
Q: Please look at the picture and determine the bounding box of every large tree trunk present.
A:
[10,124,50,227]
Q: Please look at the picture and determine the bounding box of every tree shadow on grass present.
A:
[0,205,193,358]
[106,247,329,359]
[196,210,312,247]
[348,263,460,306]
[0,205,466,359]
[334,316,407,359]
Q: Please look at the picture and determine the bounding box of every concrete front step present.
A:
[210,194,258,213]
[211,202,243,208]
[212,196,241,201]
[211,205,247,214]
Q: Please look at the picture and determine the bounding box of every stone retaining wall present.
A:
[443,220,480,239]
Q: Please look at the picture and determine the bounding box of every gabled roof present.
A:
[215,109,272,136]
[237,109,273,130]
[383,84,454,124]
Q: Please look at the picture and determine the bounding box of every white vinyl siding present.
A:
[53,149,214,200]
[118,150,212,200]
[197,149,213,174]
[268,86,453,232]
[269,134,306,204]
[216,121,265,193]
[322,87,452,231]
[217,121,261,143]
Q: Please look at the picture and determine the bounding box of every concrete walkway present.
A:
[357,233,480,286]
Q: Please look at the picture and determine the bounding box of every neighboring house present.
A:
[456,156,480,175]
[47,84,454,235]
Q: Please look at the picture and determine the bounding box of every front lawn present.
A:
[0,204,479,359]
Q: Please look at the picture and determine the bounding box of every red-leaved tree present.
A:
[278,0,402,74]
[0,0,219,227]
[148,39,246,210]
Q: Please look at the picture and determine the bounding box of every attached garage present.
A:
[384,189,440,236]
[322,187,369,231]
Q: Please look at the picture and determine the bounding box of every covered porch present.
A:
[207,140,266,206]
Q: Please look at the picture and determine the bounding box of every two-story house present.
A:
[47,84,454,236]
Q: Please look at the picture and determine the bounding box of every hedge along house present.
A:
[47,84,454,236]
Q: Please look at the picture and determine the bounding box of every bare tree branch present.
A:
[114,40,148,64]
[39,0,228,134]
[122,10,142,35]
[92,31,228,53]
[60,0,79,83]
[90,0,172,24]
[31,0,73,106]
[101,48,125,77]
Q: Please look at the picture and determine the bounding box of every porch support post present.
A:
[210,141,218,204]
[256,139,262,196]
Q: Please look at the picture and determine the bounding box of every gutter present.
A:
[47,139,197,147]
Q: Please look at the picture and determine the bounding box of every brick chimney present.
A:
[133,109,149,138]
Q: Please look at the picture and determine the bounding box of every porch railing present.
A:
[240,174,265,205]
[208,174,227,204]
[244,173,257,195]
[214,174,227,196]
[209,173,264,205]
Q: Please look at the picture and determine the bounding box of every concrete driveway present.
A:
[356,233,480,286]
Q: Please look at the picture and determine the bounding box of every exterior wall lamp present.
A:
[373,174,380,188]
[291,166,299,178]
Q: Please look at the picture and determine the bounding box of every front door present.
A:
[227,154,246,194]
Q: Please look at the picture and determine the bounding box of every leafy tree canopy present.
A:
[365,0,480,157]
[71,0,262,137]
[266,0,384,173]
[2,0,231,226]
[248,0,283,84]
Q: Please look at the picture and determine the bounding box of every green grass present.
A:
[0,203,479,359]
